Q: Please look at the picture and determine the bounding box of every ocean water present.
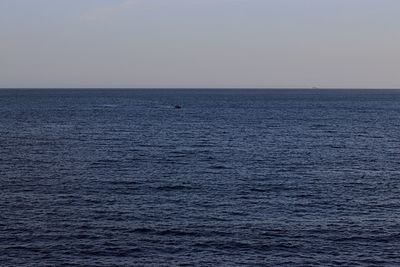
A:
[1,89,400,266]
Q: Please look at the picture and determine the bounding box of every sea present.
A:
[1,89,400,266]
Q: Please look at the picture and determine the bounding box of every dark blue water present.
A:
[1,89,400,266]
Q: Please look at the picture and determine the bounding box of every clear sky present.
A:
[1,0,399,88]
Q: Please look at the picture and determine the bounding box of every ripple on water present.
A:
[2,89,400,266]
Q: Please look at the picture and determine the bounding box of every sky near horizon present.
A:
[1,0,400,88]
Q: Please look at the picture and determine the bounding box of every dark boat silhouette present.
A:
[174,105,182,109]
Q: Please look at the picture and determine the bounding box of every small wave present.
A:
[98,104,118,108]
[260,229,287,237]
[106,180,136,186]
[332,234,400,243]
[155,185,194,191]
[209,165,231,170]
[249,188,267,192]
[90,159,119,166]
[131,228,228,238]
[158,229,201,237]
[131,227,153,234]
[193,240,276,252]
[310,124,328,129]
[81,248,141,257]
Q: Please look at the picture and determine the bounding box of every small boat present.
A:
[174,105,182,109]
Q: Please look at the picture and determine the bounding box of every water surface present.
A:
[1,89,400,266]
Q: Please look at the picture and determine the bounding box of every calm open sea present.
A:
[1,89,400,266]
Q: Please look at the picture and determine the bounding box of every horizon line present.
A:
[1,87,400,90]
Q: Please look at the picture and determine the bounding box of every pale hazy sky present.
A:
[1,0,399,88]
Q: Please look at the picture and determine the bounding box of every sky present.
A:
[1,0,400,88]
